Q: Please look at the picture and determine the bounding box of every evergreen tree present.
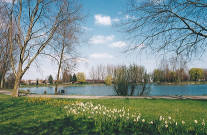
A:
[72,73,77,83]
[48,75,53,84]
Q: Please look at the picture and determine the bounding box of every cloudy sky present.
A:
[22,0,207,80]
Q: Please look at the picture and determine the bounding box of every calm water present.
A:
[20,84,207,96]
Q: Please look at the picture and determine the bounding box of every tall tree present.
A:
[76,72,85,84]
[48,75,53,84]
[120,0,207,57]
[189,68,204,81]
[3,0,79,96]
[0,4,13,89]
[113,64,150,96]
[51,1,83,94]
[72,73,77,83]
[89,66,96,84]
[62,69,71,83]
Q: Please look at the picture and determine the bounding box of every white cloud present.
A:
[124,14,136,20]
[89,53,113,59]
[81,26,93,31]
[112,18,120,22]
[90,35,114,44]
[95,14,112,26]
[109,41,127,48]
[125,15,130,19]
[94,14,120,26]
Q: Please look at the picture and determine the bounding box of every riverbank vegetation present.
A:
[0,94,206,134]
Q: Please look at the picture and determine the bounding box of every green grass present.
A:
[0,94,207,134]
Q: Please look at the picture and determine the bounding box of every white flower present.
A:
[64,106,68,109]
[194,120,198,124]
[137,116,140,121]
[80,102,84,107]
[159,116,163,121]
[168,116,171,120]
[134,119,136,122]
[103,112,106,115]
[142,119,145,122]
[202,119,205,126]
[72,109,77,114]
[176,122,177,126]
[165,121,168,124]
[94,106,98,110]
[165,125,168,128]
[182,121,185,124]
[150,121,153,124]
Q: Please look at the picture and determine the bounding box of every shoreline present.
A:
[155,81,207,85]
[19,83,105,88]
[1,90,207,100]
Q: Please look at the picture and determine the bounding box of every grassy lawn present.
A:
[0,94,207,134]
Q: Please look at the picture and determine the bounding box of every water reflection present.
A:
[20,84,207,96]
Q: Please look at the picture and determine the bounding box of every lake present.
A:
[20,84,207,96]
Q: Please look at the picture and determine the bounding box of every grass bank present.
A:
[0,94,206,134]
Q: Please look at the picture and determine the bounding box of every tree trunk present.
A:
[55,83,58,95]
[55,69,60,95]
[130,84,135,96]
[12,77,20,97]
[0,72,5,89]
[55,50,64,95]
[0,76,3,89]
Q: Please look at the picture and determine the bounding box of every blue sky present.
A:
[22,0,207,80]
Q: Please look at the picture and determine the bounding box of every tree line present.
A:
[88,59,207,87]
[153,57,207,83]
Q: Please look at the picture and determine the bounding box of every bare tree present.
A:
[62,68,71,83]
[0,25,10,88]
[89,66,96,84]
[106,64,114,78]
[95,64,101,80]
[4,0,80,97]
[99,64,106,81]
[120,0,207,58]
[49,1,84,95]
[0,4,17,89]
